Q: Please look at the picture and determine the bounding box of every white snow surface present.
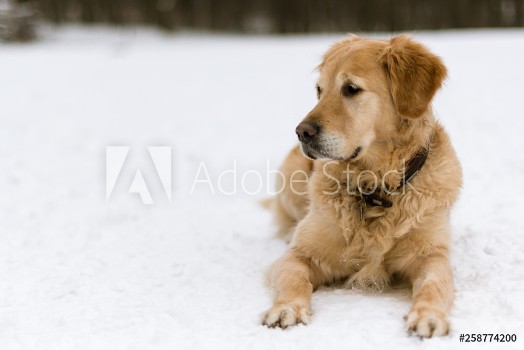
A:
[1,26,524,349]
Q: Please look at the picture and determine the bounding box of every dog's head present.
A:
[296,35,447,161]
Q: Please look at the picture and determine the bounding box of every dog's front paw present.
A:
[262,303,311,329]
[405,306,449,338]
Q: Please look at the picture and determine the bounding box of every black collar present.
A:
[359,147,429,209]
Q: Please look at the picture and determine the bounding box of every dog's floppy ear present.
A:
[380,35,447,119]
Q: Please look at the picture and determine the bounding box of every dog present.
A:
[262,35,462,338]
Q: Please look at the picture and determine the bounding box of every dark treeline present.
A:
[28,0,524,33]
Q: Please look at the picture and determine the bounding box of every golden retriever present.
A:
[262,35,462,338]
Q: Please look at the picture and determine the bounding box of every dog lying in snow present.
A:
[262,35,462,338]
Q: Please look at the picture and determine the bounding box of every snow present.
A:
[1,26,524,349]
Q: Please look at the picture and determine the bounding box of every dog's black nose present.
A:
[296,121,319,143]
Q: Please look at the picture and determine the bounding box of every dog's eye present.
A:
[342,83,361,97]
[316,85,322,98]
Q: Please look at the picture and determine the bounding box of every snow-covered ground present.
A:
[1,26,523,349]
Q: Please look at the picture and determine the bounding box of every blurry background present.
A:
[2,0,524,41]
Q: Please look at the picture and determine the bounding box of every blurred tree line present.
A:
[24,0,524,33]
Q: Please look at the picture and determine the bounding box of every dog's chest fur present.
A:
[293,167,406,290]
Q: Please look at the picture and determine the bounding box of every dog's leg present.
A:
[404,254,454,338]
[262,252,321,328]
[272,145,312,241]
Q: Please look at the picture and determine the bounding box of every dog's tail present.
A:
[259,197,274,210]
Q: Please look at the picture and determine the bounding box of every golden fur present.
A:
[262,35,462,338]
